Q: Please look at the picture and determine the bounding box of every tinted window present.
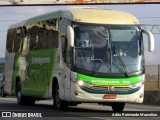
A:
[6,28,22,53]
[29,19,58,50]
[29,26,40,50]
[7,19,59,53]
[6,29,14,53]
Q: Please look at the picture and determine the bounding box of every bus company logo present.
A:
[32,57,50,65]
[2,112,11,117]
[1,112,42,118]
[109,86,115,91]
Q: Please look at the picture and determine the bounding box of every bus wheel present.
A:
[111,102,125,112]
[16,82,25,105]
[1,86,6,97]
[53,83,68,110]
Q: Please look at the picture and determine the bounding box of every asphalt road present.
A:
[0,97,160,120]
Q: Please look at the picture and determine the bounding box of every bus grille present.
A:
[89,86,109,91]
[84,85,133,92]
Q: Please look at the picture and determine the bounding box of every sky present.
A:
[0,4,160,65]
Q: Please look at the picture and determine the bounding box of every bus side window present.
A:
[18,27,27,52]
[6,29,13,53]
[29,26,40,50]
[21,26,29,53]
[11,28,20,53]
[44,29,58,49]
[39,19,58,49]
[12,28,21,53]
[6,28,24,53]
[9,29,17,53]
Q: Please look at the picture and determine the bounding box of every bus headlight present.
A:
[78,80,84,86]
[78,80,93,87]
[130,82,144,89]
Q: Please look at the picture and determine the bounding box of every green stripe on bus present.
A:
[77,73,143,86]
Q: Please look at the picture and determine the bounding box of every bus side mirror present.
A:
[67,26,74,47]
[142,29,154,52]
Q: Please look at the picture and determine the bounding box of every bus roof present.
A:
[68,8,139,25]
[9,7,139,29]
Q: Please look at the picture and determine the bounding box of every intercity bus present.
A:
[5,7,154,112]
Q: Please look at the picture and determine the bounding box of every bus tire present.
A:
[16,82,25,105]
[16,82,35,105]
[1,86,6,97]
[53,83,68,110]
[111,102,125,112]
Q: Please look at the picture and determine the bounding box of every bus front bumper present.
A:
[70,82,144,103]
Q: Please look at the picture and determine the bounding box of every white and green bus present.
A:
[5,7,154,112]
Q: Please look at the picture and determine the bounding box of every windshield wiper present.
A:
[114,49,131,77]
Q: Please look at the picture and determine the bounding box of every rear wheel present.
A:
[16,82,25,105]
[53,83,68,110]
[16,82,35,105]
[112,102,125,112]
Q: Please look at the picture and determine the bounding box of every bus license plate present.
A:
[103,94,116,99]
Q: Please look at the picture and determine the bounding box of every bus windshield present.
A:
[74,24,144,77]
